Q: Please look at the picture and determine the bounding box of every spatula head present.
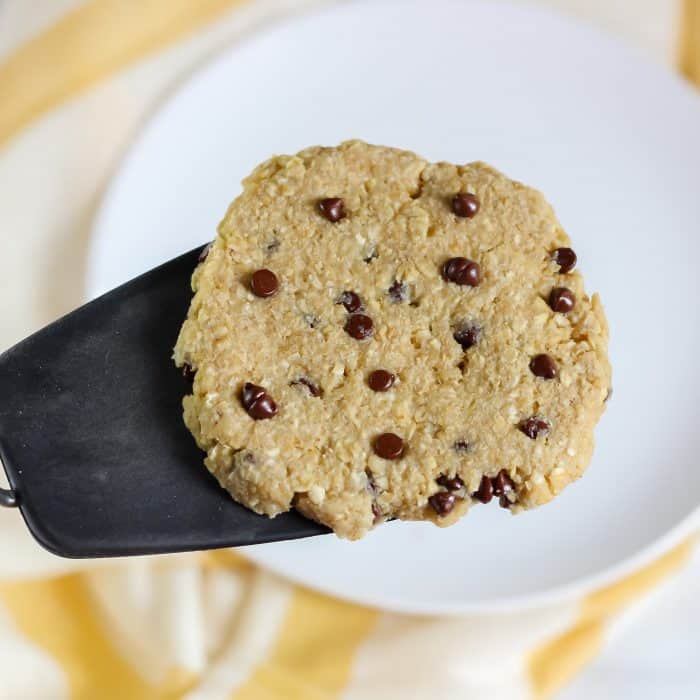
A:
[0,248,327,557]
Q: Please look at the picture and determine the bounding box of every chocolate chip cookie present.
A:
[173,141,611,540]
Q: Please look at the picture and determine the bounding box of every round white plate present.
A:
[88,0,700,614]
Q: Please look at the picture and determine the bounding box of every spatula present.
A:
[0,247,328,558]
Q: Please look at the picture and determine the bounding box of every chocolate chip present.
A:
[373,433,405,459]
[453,322,482,350]
[363,248,378,263]
[473,475,494,504]
[303,313,320,328]
[442,257,481,286]
[452,192,479,218]
[453,440,471,452]
[368,369,395,392]
[492,469,514,497]
[388,280,408,303]
[552,247,577,274]
[473,471,516,505]
[530,354,558,379]
[549,287,576,313]
[198,242,212,263]
[182,364,196,382]
[337,291,363,313]
[345,314,374,340]
[265,239,280,254]
[318,197,346,222]
[242,383,265,405]
[520,417,550,439]
[437,474,464,492]
[291,377,321,397]
[250,269,279,298]
[429,491,456,516]
[241,382,277,420]
[248,396,277,420]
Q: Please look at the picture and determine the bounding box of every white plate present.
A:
[88,0,700,614]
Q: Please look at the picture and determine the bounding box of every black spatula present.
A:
[0,247,327,558]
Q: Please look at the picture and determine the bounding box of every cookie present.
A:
[173,140,610,540]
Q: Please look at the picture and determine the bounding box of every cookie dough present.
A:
[173,140,610,540]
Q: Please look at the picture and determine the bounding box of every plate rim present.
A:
[241,511,700,616]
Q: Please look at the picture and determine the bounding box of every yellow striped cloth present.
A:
[0,2,698,698]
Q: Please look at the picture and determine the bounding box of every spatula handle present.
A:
[0,487,18,508]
